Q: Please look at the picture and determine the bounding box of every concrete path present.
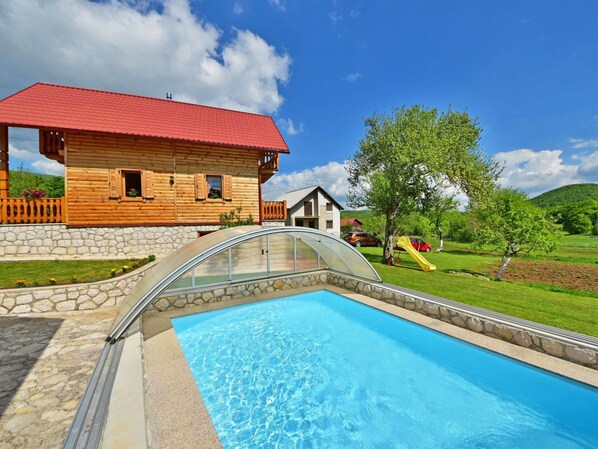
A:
[0,307,117,449]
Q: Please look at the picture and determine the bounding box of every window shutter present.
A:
[109,169,121,199]
[142,170,155,199]
[195,173,207,200]
[222,175,233,201]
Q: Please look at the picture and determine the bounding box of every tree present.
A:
[473,189,561,281]
[422,186,459,251]
[341,223,353,235]
[347,106,498,261]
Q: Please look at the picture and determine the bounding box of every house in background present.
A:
[0,83,289,258]
[277,186,343,237]
[340,217,364,232]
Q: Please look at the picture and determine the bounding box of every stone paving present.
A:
[0,307,117,449]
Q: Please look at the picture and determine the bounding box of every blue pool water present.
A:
[171,290,598,449]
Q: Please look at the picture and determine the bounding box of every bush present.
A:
[14,279,26,288]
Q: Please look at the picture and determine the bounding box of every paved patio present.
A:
[0,307,117,449]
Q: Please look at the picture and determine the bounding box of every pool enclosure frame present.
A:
[64,226,382,449]
[108,226,381,342]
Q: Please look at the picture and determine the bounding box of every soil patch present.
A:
[496,260,598,293]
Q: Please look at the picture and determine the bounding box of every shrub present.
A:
[48,277,57,285]
[122,265,130,273]
[147,254,156,262]
[110,268,117,277]
[14,279,26,288]
[71,275,78,283]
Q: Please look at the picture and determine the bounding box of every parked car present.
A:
[396,237,432,252]
[344,232,382,247]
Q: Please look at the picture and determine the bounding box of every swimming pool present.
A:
[172,290,598,449]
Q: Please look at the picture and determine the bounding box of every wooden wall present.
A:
[65,131,261,226]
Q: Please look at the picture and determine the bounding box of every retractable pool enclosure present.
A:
[107,226,381,342]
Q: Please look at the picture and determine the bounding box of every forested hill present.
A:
[530,184,598,208]
[8,168,64,198]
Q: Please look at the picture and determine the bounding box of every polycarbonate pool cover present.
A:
[107,226,381,341]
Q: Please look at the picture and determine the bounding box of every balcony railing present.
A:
[0,197,66,224]
[261,200,287,221]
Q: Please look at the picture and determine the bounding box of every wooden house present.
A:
[0,83,288,227]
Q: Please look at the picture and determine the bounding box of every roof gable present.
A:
[0,83,289,152]
[277,185,343,210]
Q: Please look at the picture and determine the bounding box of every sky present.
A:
[1,0,597,206]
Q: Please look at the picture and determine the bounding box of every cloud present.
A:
[493,149,597,198]
[232,2,246,14]
[262,161,349,205]
[349,9,360,19]
[31,160,65,176]
[277,118,304,135]
[8,144,37,160]
[329,11,341,24]
[569,138,598,149]
[0,0,291,114]
[268,0,286,11]
[343,73,362,82]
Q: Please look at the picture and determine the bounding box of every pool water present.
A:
[171,290,598,449]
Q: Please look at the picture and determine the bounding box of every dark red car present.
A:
[409,237,432,252]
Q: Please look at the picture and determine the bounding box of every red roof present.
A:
[0,83,289,153]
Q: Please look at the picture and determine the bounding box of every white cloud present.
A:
[329,11,341,23]
[343,73,362,82]
[277,118,304,135]
[233,2,246,14]
[31,160,65,176]
[349,9,360,19]
[262,161,349,205]
[569,138,598,149]
[0,0,291,114]
[268,0,286,11]
[493,149,597,198]
[8,144,37,160]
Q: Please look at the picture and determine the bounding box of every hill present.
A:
[8,168,64,198]
[340,210,375,221]
[530,184,598,208]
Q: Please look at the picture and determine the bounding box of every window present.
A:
[296,219,304,227]
[304,201,313,216]
[123,171,142,198]
[109,169,154,200]
[207,175,222,199]
[326,202,333,212]
[195,174,233,201]
[326,220,333,229]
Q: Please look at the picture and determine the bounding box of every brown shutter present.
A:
[222,175,233,201]
[142,170,155,199]
[194,173,207,200]
[109,169,121,199]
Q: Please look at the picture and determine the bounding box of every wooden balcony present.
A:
[261,200,287,221]
[1,197,66,224]
[259,152,279,183]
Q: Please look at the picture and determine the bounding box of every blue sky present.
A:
[1,0,596,204]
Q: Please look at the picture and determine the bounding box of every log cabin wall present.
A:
[65,131,261,227]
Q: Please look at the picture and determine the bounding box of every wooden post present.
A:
[0,126,8,198]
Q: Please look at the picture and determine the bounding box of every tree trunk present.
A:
[436,227,444,252]
[496,254,512,281]
[383,213,396,263]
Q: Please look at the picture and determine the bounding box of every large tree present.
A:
[347,106,498,261]
[473,189,561,280]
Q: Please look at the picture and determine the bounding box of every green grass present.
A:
[0,259,146,289]
[358,246,598,337]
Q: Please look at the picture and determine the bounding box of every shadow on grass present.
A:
[0,316,63,417]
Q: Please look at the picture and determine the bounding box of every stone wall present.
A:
[0,263,154,314]
[0,224,218,259]
[150,272,328,311]
[327,273,598,369]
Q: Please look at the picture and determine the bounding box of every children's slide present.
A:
[396,236,437,272]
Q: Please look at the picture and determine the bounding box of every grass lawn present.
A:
[358,246,598,337]
[0,259,149,289]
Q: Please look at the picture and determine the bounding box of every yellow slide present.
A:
[396,236,437,272]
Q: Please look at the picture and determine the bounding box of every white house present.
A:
[276,186,343,237]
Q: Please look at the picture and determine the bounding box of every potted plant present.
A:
[127,187,139,197]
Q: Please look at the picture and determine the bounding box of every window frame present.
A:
[326,202,333,212]
[326,220,333,229]
[206,174,224,201]
[121,170,143,201]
